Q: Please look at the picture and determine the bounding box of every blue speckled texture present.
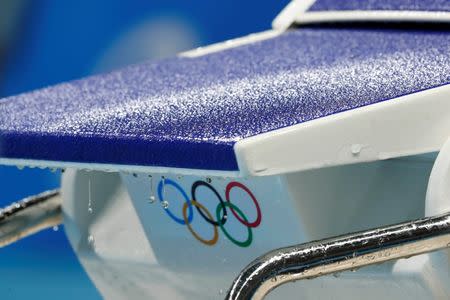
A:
[309,0,450,12]
[0,27,449,171]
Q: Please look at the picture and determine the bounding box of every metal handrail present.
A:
[226,212,450,300]
[0,189,62,247]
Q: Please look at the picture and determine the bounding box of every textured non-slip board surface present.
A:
[0,27,449,171]
[309,0,450,12]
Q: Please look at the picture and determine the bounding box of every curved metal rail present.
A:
[226,212,450,300]
[0,189,62,247]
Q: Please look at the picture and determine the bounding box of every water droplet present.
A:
[148,175,155,204]
[366,255,375,261]
[351,144,362,155]
[206,177,212,183]
[50,168,57,173]
[133,173,138,178]
[270,277,277,283]
[219,289,224,295]
[17,165,24,170]
[88,179,93,214]
[162,201,169,209]
[162,177,166,199]
[333,273,340,278]
[52,226,59,232]
[87,235,95,248]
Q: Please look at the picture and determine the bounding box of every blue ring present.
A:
[158,179,193,225]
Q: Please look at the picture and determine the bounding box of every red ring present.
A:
[225,181,261,228]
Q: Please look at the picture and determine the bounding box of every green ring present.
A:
[216,201,253,248]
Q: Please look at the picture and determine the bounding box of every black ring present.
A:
[191,180,227,226]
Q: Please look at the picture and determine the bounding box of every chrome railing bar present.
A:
[226,212,450,300]
[0,189,62,247]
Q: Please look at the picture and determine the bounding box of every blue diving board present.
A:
[0,27,449,171]
[309,0,450,12]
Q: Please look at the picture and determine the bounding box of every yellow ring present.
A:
[182,200,219,246]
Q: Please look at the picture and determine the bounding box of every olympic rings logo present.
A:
[157,179,262,248]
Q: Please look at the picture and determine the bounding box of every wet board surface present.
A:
[309,0,450,12]
[0,27,449,171]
